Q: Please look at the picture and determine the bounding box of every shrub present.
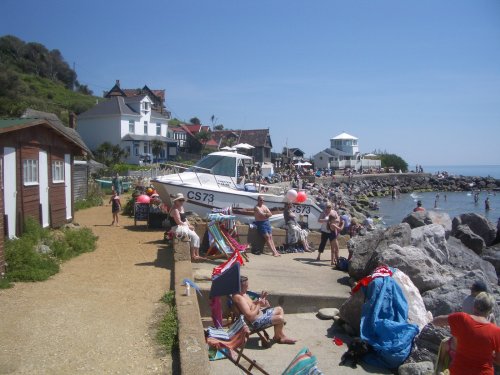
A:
[5,236,60,282]
[63,228,98,256]
[157,291,178,353]
[3,218,98,285]
[74,183,103,211]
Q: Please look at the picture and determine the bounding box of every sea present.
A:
[375,165,500,226]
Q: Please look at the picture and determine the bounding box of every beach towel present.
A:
[360,275,419,369]
[210,297,223,328]
[282,347,323,375]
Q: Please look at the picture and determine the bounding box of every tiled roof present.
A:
[211,129,271,148]
[183,124,210,133]
[78,97,138,118]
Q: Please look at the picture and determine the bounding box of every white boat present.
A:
[152,151,324,229]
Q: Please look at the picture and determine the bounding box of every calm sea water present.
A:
[423,165,500,179]
[377,191,500,227]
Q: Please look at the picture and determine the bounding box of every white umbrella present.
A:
[295,161,312,166]
[234,143,255,149]
[220,146,236,151]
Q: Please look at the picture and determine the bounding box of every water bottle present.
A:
[186,283,191,296]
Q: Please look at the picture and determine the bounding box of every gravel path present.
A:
[0,205,174,374]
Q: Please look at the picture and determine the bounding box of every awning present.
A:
[121,134,177,143]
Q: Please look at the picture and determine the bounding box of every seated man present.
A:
[232,276,296,344]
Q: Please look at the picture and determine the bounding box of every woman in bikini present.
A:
[328,213,344,266]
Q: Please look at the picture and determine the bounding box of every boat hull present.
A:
[151,179,323,230]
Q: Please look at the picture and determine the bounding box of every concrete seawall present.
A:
[173,240,211,375]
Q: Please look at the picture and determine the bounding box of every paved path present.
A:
[0,205,173,374]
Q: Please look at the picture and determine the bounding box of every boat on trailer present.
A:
[151,151,324,230]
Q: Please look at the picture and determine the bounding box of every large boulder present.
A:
[454,224,486,254]
[422,269,500,320]
[348,224,411,280]
[482,244,500,276]
[402,212,432,229]
[375,245,452,293]
[347,229,385,280]
[338,289,365,336]
[452,213,497,246]
[447,237,498,284]
[406,324,450,364]
[426,211,452,237]
[411,224,449,264]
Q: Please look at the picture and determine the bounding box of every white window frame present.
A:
[144,121,148,134]
[23,159,39,185]
[156,123,161,135]
[129,120,135,133]
[52,160,64,183]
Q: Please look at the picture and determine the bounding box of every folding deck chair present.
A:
[206,219,249,261]
[226,291,273,348]
[206,315,270,375]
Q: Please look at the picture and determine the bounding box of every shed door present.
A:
[3,147,17,238]
[39,150,50,228]
[64,154,72,220]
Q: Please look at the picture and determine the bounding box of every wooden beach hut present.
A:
[0,114,91,245]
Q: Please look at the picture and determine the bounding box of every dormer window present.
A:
[143,102,150,111]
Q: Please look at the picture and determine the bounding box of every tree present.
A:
[151,140,164,163]
[213,124,224,131]
[195,130,212,155]
[379,153,408,172]
[94,142,128,166]
[168,118,182,126]
[189,117,201,125]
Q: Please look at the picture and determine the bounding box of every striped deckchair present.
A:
[206,315,270,375]
[220,226,250,262]
[206,221,237,259]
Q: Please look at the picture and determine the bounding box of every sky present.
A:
[1,0,500,166]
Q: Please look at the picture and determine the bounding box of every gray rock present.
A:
[398,361,434,375]
[483,246,500,275]
[376,245,451,293]
[454,224,486,254]
[411,224,449,263]
[35,244,51,254]
[422,269,492,317]
[317,308,339,320]
[447,237,498,284]
[452,213,497,246]
[338,289,365,336]
[347,229,385,280]
[402,212,432,229]
[348,224,411,280]
[426,211,452,237]
[406,324,450,365]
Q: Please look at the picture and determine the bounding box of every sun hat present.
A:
[172,193,186,202]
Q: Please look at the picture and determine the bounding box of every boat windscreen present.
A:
[189,155,237,177]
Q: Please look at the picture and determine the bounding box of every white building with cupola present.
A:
[313,132,381,171]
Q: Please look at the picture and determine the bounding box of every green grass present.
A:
[157,291,178,353]
[3,217,98,284]
[74,184,104,211]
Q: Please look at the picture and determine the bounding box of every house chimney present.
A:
[69,112,77,130]
[116,79,120,87]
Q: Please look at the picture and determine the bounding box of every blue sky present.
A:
[1,0,500,165]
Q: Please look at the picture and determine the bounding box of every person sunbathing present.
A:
[232,276,297,344]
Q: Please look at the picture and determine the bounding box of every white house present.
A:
[313,132,381,171]
[77,95,177,164]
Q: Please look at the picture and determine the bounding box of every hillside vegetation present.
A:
[0,35,99,123]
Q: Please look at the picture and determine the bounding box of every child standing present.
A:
[328,213,344,266]
[109,190,121,226]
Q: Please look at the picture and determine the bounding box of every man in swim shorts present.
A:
[232,276,296,344]
[254,195,280,257]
